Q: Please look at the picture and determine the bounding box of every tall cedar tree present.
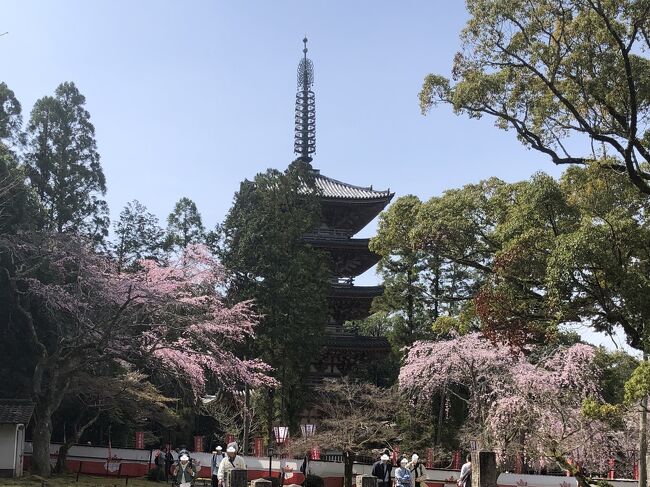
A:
[164,197,205,251]
[24,81,108,244]
[113,199,164,271]
[0,82,38,233]
[219,160,329,432]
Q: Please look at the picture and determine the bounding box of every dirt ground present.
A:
[0,474,166,487]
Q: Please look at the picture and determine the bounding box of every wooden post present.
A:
[471,451,496,487]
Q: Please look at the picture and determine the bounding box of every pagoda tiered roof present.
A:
[304,236,380,277]
[313,171,392,201]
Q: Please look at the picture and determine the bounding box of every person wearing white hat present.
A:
[407,453,426,487]
[395,458,412,487]
[217,442,247,487]
[173,453,196,487]
[211,446,226,487]
[372,453,393,487]
[395,458,413,487]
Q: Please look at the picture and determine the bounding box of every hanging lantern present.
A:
[274,426,289,445]
[300,424,316,438]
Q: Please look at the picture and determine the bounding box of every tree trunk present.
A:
[267,388,275,446]
[344,451,355,487]
[435,390,445,445]
[31,403,54,477]
[54,411,101,473]
[243,384,251,455]
[54,443,71,474]
[640,394,647,487]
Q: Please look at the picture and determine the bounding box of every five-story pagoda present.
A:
[293,39,394,384]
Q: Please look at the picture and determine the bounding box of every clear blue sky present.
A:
[2,1,630,351]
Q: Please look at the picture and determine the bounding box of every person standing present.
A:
[458,455,472,487]
[164,447,174,481]
[217,442,247,487]
[173,454,196,487]
[372,454,392,487]
[395,458,412,487]
[407,454,426,487]
[212,446,226,487]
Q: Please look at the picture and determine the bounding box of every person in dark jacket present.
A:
[372,454,392,487]
[163,446,174,481]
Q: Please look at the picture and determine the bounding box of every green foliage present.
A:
[164,197,205,251]
[0,81,22,146]
[219,160,329,428]
[625,360,650,404]
[370,194,478,352]
[0,149,40,233]
[593,348,638,405]
[580,397,623,428]
[113,200,164,271]
[24,81,108,243]
[420,0,650,195]
[409,165,650,352]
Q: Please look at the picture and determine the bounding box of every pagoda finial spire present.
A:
[294,36,315,162]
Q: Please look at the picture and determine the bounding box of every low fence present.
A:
[22,443,640,487]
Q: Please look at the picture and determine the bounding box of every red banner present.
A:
[254,437,264,457]
[225,434,235,445]
[310,446,320,460]
[451,451,461,470]
[135,431,144,449]
[194,435,204,453]
[391,446,400,465]
[426,448,433,468]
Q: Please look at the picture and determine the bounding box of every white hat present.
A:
[412,454,419,462]
[216,446,222,451]
[226,442,237,453]
[400,458,408,466]
[180,454,189,461]
[381,454,390,461]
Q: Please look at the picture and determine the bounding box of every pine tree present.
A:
[164,197,205,251]
[113,199,164,271]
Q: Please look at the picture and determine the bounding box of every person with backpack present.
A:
[407,454,427,487]
[173,453,196,487]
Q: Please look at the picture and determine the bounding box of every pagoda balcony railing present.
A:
[304,228,353,240]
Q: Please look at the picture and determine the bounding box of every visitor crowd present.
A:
[155,441,248,487]
[372,451,470,487]
[156,444,470,487]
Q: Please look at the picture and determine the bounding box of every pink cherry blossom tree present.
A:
[400,334,630,487]
[0,233,274,477]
